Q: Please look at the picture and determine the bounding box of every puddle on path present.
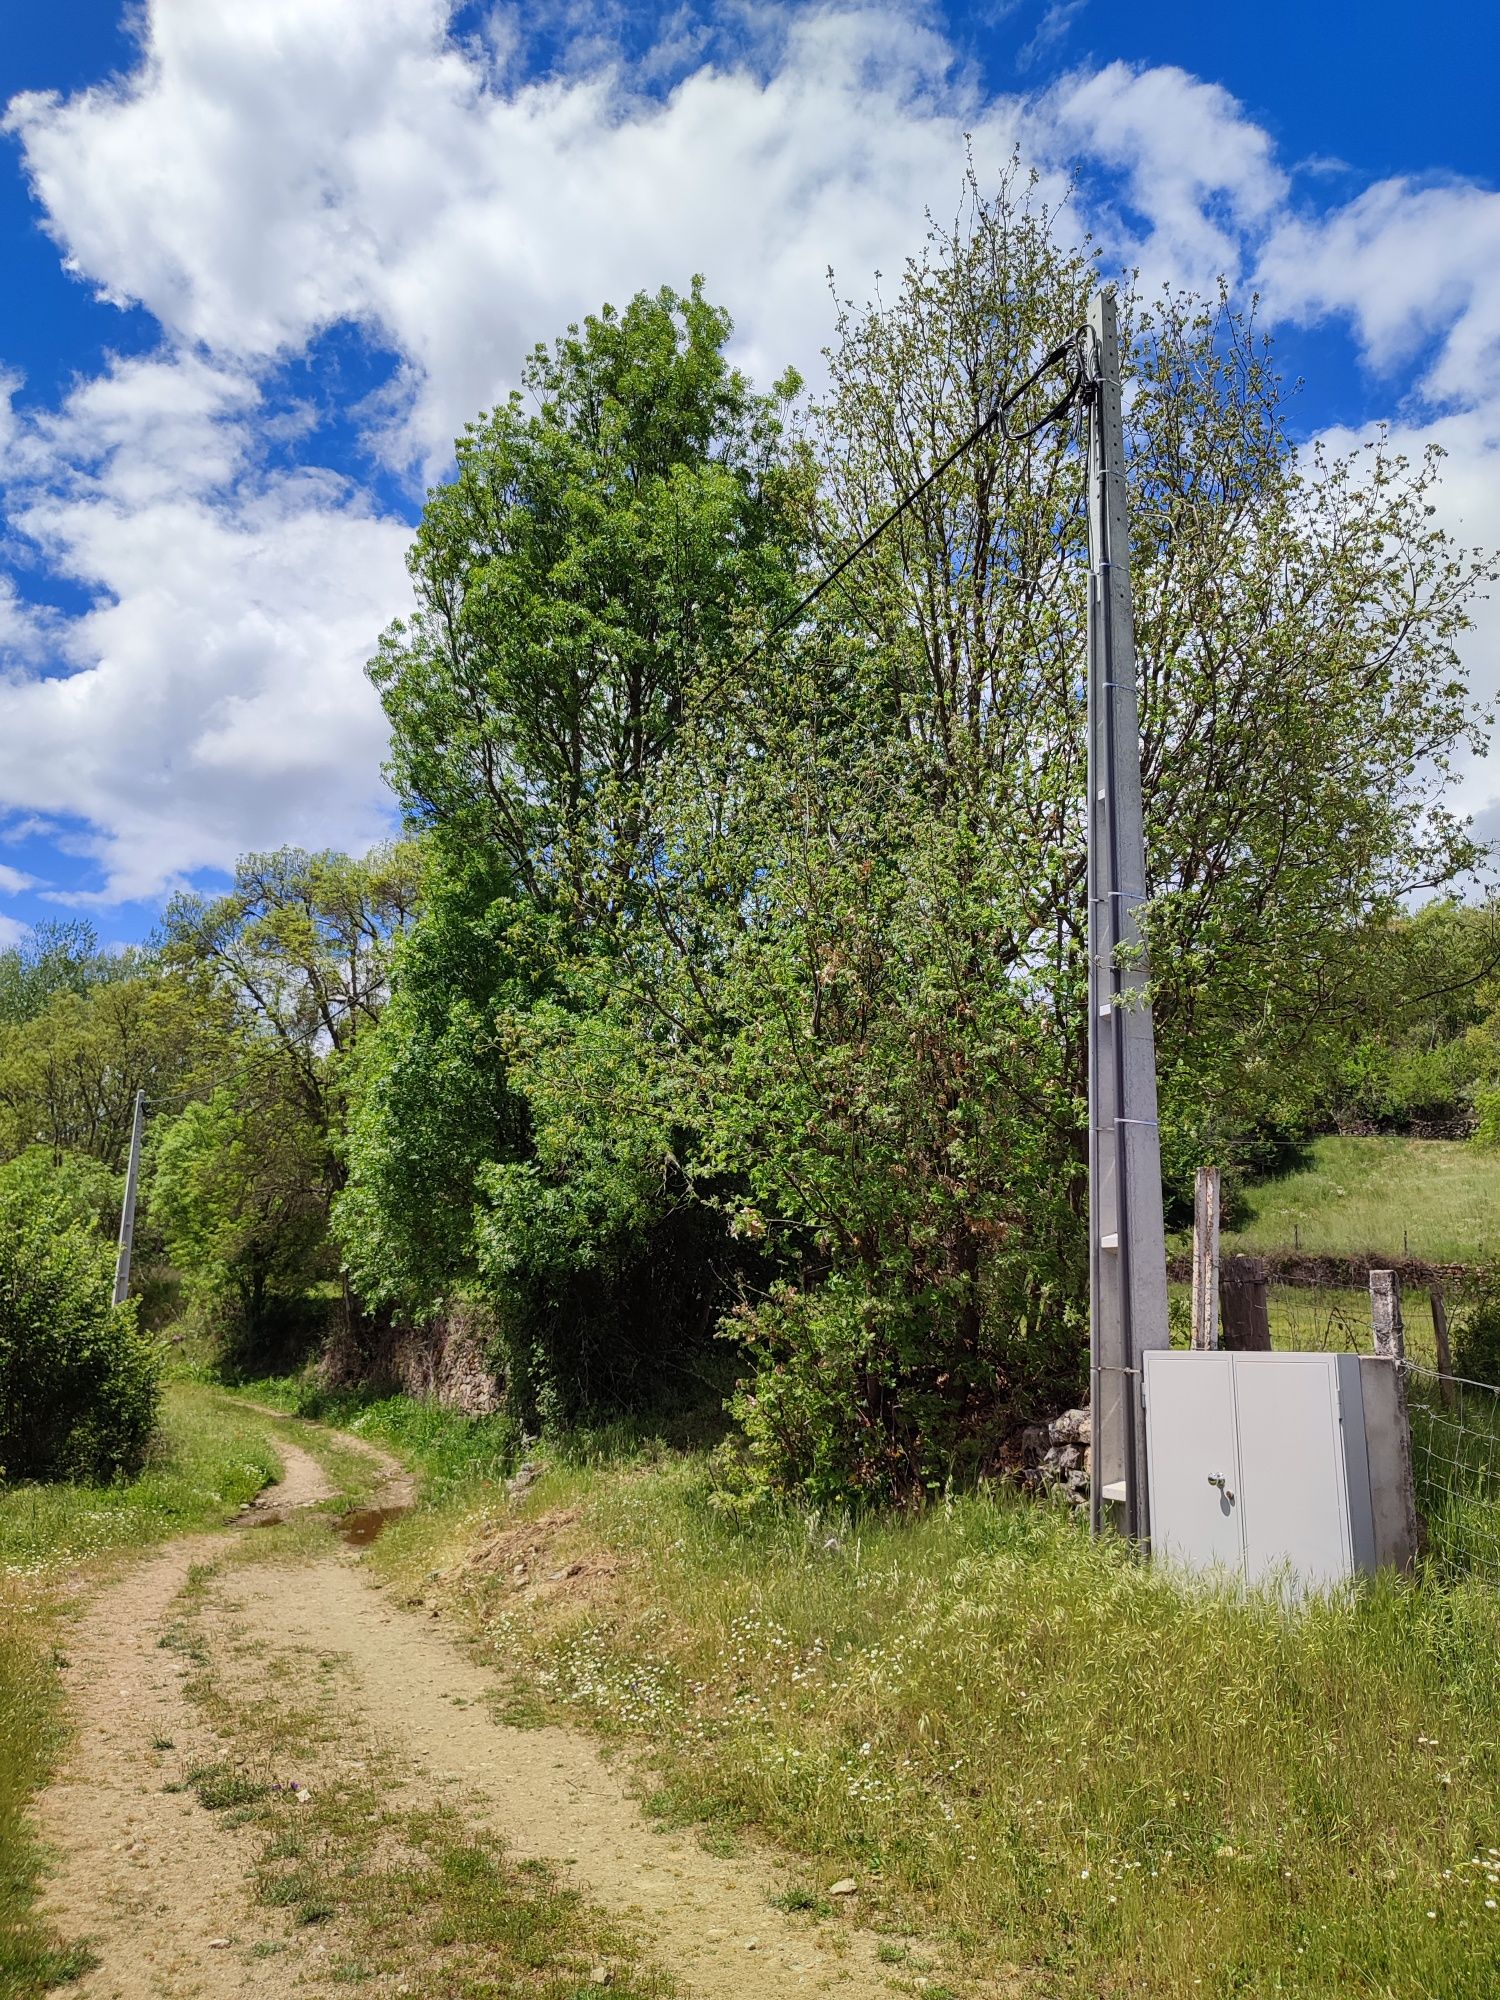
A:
[337,1505,409,1548]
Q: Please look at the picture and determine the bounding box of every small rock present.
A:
[745,1938,759,1951]
[588,1966,611,1987]
[828,1877,858,1896]
[207,1938,230,1949]
[1048,1407,1092,1447]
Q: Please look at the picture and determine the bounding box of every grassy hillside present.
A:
[1225,1135,1500,1263]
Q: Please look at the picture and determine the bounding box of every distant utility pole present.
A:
[113,1088,145,1308]
[1085,290,1171,1545]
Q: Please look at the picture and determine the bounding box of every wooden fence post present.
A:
[1191,1166,1221,1351]
[1429,1283,1457,1409]
[1220,1253,1271,1351]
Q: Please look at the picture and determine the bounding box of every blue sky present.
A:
[1,0,1497,946]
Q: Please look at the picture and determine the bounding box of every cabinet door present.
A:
[1143,1354,1243,1576]
[1231,1356,1351,1592]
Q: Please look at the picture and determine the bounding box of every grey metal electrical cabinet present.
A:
[1141,1351,1408,1592]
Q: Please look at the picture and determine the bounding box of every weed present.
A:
[772,1885,832,1916]
[187,1762,269,1811]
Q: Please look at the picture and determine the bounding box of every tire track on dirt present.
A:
[34,1438,346,2000]
[223,1552,906,2000]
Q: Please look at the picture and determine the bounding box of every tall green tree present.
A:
[355,282,801,1419]
[160,843,421,1364]
[0,963,218,1171]
[372,279,800,917]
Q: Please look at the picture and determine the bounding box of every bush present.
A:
[727,1271,1085,1508]
[0,1149,160,1482]
[1452,1280,1500,1388]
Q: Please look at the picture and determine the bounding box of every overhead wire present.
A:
[692,325,1091,717]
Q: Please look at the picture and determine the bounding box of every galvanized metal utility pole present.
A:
[112,1088,145,1308]
[1084,290,1171,1544]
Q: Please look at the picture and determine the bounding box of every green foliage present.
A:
[360,188,1493,1499]
[359,281,799,1425]
[160,842,422,1372]
[618,173,1489,1495]
[0,960,219,1171]
[371,277,799,907]
[0,1150,159,1484]
[150,1065,333,1373]
[334,850,527,1320]
[1326,900,1500,1132]
[0,918,119,1028]
[1452,1282,1500,1386]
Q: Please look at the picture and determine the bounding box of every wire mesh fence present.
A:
[1254,1279,1500,1584]
[1406,1364,1500,1583]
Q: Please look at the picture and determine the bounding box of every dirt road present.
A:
[36,1423,910,2000]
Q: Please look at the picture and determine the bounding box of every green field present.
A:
[1224,1136,1500,1264]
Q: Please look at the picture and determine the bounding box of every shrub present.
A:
[1451,1279,1500,1388]
[727,1272,1085,1508]
[0,1149,160,1482]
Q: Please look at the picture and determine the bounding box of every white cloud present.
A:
[0,863,39,894]
[8,2,1050,474]
[1037,59,1287,291]
[1258,176,1500,408]
[0,0,1496,901]
[0,353,410,903]
[0,915,28,949]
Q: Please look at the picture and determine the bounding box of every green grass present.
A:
[0,1384,285,2000]
[231,1375,523,1497]
[391,1442,1500,1999]
[1222,1135,1500,1263]
[1170,1278,1446,1368]
[0,1384,282,1580]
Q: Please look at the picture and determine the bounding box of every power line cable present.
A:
[693,327,1089,716]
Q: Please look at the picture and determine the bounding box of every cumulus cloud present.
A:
[0,352,410,902]
[0,0,1496,902]
[1258,176,1500,408]
[8,2,1042,474]
[1038,59,1287,289]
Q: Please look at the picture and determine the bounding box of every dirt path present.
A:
[36,1420,912,2000]
[35,1439,345,2000]
[222,1555,903,1999]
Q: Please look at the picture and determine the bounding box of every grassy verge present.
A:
[0,1384,285,2000]
[1221,1135,1500,1263]
[364,1429,1500,1999]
